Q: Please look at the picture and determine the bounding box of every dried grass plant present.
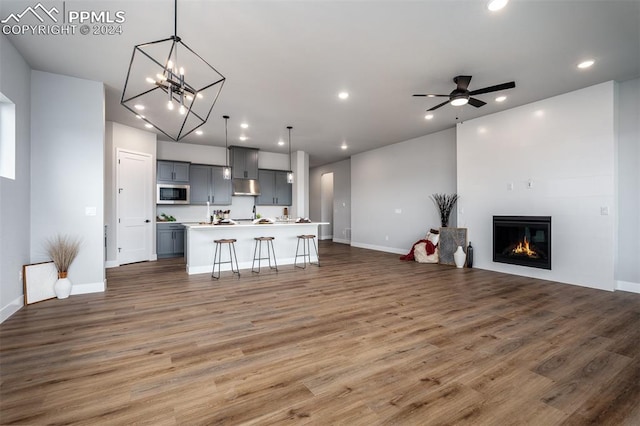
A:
[45,234,80,273]
[431,193,459,227]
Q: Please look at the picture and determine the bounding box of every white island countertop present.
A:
[184,221,328,275]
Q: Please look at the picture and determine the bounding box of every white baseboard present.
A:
[350,241,407,255]
[105,260,119,268]
[1,296,24,324]
[332,238,350,245]
[71,281,105,295]
[616,280,640,294]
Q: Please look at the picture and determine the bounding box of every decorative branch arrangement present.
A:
[431,193,459,227]
[45,234,80,277]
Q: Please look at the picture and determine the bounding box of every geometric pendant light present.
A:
[121,0,225,141]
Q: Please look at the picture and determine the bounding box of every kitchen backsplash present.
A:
[156,197,287,223]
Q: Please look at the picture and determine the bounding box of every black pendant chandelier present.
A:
[121,0,225,141]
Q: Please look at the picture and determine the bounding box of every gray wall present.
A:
[0,36,31,321]
[310,159,351,244]
[30,71,105,293]
[351,128,457,254]
[616,78,640,288]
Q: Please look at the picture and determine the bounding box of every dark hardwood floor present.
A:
[1,242,639,425]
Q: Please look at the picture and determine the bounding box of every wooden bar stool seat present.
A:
[212,238,240,279]
[252,237,278,273]
[294,234,319,268]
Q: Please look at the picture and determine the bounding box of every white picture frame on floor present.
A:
[23,261,57,305]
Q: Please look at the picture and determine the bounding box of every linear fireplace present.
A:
[493,216,551,270]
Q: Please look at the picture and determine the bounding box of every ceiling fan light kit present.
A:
[414,75,515,112]
[121,0,225,141]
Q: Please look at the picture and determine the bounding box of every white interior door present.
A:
[117,150,152,265]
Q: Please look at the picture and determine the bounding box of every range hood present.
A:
[232,179,261,196]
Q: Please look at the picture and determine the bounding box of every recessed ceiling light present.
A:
[241,123,249,129]
[195,130,203,135]
[341,144,348,150]
[134,104,145,110]
[577,59,595,69]
[136,114,142,119]
[239,136,248,141]
[487,0,509,11]
[425,114,434,120]
[535,110,545,117]
[495,96,507,102]
[278,140,285,146]
[144,123,153,128]
[338,92,349,100]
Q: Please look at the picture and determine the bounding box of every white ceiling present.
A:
[2,0,639,167]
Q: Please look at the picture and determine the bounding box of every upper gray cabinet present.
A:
[189,164,232,205]
[157,160,190,184]
[256,169,292,206]
[229,147,259,180]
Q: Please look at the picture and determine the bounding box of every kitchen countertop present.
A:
[183,220,323,228]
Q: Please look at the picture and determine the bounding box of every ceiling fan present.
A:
[413,75,516,111]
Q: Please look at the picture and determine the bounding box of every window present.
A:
[0,92,16,180]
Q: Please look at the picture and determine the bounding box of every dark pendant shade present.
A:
[121,35,225,141]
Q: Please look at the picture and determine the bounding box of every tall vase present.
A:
[54,271,72,299]
[454,246,466,268]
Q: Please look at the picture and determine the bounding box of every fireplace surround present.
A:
[493,216,551,270]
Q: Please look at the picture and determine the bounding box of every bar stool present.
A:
[294,234,319,268]
[251,237,278,273]
[211,239,240,279]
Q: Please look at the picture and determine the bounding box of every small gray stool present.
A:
[212,239,240,279]
[294,234,319,268]
[251,237,278,273]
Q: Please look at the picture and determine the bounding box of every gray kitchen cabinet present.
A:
[229,147,259,180]
[256,169,292,206]
[157,160,190,184]
[157,223,185,258]
[189,164,232,205]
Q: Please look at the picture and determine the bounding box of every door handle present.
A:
[145,219,150,223]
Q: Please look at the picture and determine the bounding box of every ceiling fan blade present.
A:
[427,100,451,111]
[413,94,449,97]
[468,97,487,108]
[469,81,516,96]
[454,75,472,91]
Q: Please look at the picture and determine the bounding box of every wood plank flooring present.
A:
[1,241,639,425]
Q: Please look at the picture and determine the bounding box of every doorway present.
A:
[117,149,153,265]
[320,173,334,240]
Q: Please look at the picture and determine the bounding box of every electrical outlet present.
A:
[385,235,389,241]
[19,269,23,282]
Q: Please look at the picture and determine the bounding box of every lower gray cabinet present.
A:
[190,164,232,205]
[157,223,185,258]
[256,169,292,206]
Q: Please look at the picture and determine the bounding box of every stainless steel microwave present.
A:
[157,184,190,204]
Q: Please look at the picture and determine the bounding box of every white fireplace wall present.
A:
[457,81,616,291]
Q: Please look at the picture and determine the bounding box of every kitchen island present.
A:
[183,221,327,275]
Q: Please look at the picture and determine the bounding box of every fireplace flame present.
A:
[512,236,539,258]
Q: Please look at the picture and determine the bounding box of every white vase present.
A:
[454,246,466,268]
[54,273,72,299]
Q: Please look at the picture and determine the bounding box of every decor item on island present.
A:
[454,245,466,268]
[431,193,459,227]
[45,234,81,299]
[121,0,225,140]
[466,242,474,268]
[438,227,467,266]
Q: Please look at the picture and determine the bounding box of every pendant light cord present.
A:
[224,115,230,167]
[174,0,178,39]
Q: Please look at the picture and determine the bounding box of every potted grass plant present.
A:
[45,234,81,299]
[431,193,459,227]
